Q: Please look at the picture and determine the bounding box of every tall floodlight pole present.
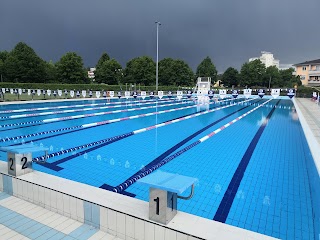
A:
[155,21,161,91]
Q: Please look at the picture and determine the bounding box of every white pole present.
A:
[155,21,161,92]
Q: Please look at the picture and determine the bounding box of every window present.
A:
[300,75,305,80]
[316,66,320,71]
[315,76,319,80]
[302,66,307,71]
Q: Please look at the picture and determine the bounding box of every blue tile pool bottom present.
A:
[0,98,318,240]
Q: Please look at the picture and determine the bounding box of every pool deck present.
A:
[294,98,320,174]
[0,162,277,240]
[0,191,121,240]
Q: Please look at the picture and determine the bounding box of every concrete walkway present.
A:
[0,191,121,240]
[295,98,320,145]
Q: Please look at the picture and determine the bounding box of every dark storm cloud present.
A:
[1,0,319,72]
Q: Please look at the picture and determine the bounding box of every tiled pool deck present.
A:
[1,97,319,239]
[0,191,120,240]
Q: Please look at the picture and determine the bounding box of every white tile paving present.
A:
[0,224,31,240]
[0,192,121,240]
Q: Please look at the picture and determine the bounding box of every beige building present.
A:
[293,59,320,86]
[249,51,280,68]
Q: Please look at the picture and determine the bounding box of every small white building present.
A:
[249,51,280,68]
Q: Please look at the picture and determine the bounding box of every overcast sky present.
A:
[0,0,319,72]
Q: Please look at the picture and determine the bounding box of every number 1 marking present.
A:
[154,197,159,215]
[9,158,14,171]
[171,195,174,211]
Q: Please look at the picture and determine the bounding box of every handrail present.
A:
[177,184,195,200]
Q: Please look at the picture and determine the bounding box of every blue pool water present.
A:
[0,97,317,239]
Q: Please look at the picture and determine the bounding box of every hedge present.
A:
[0,82,183,91]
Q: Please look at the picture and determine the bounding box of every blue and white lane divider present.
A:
[112,98,273,193]
[1,98,236,144]
[0,96,186,114]
[0,97,192,120]
[0,98,198,129]
[32,98,251,163]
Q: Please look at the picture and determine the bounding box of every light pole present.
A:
[268,76,272,91]
[155,21,161,92]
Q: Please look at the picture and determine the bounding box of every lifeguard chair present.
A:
[195,77,211,111]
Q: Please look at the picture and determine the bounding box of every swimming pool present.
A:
[0,96,317,239]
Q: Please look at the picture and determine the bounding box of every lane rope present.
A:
[32,98,252,162]
[1,98,235,143]
[112,99,273,193]
[0,97,192,120]
[0,96,191,114]
[0,98,199,129]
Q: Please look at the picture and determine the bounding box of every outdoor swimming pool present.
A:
[0,96,317,239]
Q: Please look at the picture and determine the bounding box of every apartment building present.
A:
[249,51,280,68]
[293,59,320,86]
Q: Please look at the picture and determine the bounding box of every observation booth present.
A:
[195,77,211,111]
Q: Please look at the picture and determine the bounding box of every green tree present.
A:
[96,52,110,69]
[5,42,46,83]
[56,52,87,84]
[95,58,122,84]
[239,59,266,87]
[172,60,194,86]
[264,66,281,88]
[0,51,9,81]
[280,68,302,87]
[44,60,57,83]
[221,67,239,87]
[124,56,155,86]
[196,56,218,83]
[159,58,194,86]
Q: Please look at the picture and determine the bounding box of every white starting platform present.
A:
[137,170,197,225]
[0,143,48,176]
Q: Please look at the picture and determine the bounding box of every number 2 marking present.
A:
[21,157,28,169]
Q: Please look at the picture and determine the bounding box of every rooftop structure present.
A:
[249,51,280,68]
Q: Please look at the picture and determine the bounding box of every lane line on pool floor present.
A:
[32,99,255,167]
[0,98,235,143]
[110,99,273,194]
[0,97,193,121]
[0,98,199,130]
[213,99,280,223]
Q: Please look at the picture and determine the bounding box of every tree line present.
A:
[0,42,300,88]
[0,42,217,87]
[221,59,301,88]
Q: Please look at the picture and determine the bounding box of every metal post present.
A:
[155,21,161,92]
[268,76,272,90]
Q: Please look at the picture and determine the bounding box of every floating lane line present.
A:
[0,98,200,129]
[32,98,252,163]
[1,98,234,143]
[0,98,238,145]
[111,98,273,193]
[0,96,189,114]
[0,97,192,120]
